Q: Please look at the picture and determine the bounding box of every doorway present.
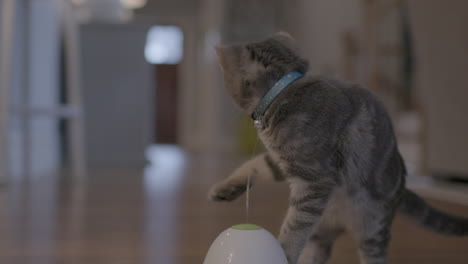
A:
[145,25,184,144]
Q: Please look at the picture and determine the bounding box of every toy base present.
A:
[204,224,288,264]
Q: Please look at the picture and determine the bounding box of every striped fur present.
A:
[210,32,468,264]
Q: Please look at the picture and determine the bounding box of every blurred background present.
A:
[0,0,467,263]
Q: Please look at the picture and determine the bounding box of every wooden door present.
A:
[154,64,178,144]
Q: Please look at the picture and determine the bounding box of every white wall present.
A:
[80,24,153,168]
[28,0,61,176]
[195,0,225,151]
[408,0,468,176]
[0,0,10,183]
[7,0,61,179]
[8,0,26,180]
[280,0,363,79]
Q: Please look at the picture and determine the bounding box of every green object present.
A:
[236,116,259,155]
[231,223,262,230]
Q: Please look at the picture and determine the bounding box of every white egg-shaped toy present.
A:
[204,224,288,264]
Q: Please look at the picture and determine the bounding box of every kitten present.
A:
[209,32,468,264]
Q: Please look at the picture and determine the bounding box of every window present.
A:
[144,25,184,64]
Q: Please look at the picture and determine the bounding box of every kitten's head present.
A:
[215,32,309,113]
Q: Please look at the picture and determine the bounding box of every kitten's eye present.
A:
[244,80,251,86]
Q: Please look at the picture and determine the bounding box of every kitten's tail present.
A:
[398,189,468,236]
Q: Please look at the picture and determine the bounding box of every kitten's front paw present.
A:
[208,182,246,202]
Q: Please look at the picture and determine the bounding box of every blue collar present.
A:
[251,71,304,121]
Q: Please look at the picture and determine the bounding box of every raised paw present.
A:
[208,182,247,202]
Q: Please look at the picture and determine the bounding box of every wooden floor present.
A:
[1,146,468,264]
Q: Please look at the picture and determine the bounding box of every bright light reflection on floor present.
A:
[144,144,186,193]
[144,144,185,264]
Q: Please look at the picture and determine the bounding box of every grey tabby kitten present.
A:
[209,32,468,264]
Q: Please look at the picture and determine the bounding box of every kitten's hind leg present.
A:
[299,228,343,264]
[279,178,336,264]
[356,228,391,264]
[208,153,284,201]
[350,202,395,264]
[299,197,345,264]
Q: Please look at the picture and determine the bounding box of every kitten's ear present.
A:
[272,31,297,51]
[214,45,224,58]
[215,45,239,70]
[215,45,228,70]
